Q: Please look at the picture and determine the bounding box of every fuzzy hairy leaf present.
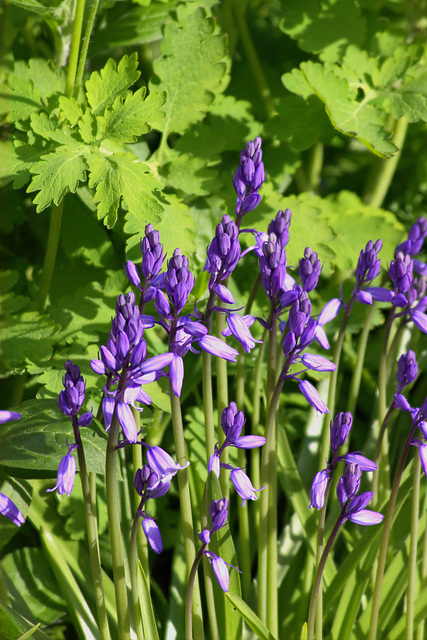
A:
[85,53,140,115]
[150,7,228,136]
[301,61,397,157]
[87,152,163,227]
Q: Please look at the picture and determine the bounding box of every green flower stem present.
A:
[319,299,355,478]
[65,0,86,97]
[202,315,215,466]
[130,513,145,640]
[406,452,421,640]
[347,303,376,415]
[73,0,101,98]
[258,374,283,627]
[375,311,394,505]
[185,545,206,640]
[368,423,418,640]
[232,0,274,118]
[252,330,267,533]
[372,403,396,502]
[132,438,149,578]
[73,424,111,640]
[363,117,409,208]
[307,512,343,640]
[169,385,205,639]
[417,488,427,640]
[216,310,229,497]
[37,202,64,312]
[105,411,131,640]
[202,555,220,640]
[307,141,324,192]
[385,316,406,375]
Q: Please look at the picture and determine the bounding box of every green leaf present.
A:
[59,96,83,126]
[150,7,228,136]
[0,474,32,552]
[0,603,54,640]
[279,0,366,63]
[0,311,58,376]
[27,139,88,212]
[300,61,397,157]
[17,624,41,640]
[225,593,277,640]
[87,152,163,227]
[137,561,160,640]
[100,88,166,142]
[85,53,140,115]
[378,71,427,123]
[0,399,114,477]
[162,152,219,196]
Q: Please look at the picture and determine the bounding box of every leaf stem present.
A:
[363,117,408,208]
[406,452,421,640]
[347,303,376,415]
[73,0,101,98]
[37,202,64,312]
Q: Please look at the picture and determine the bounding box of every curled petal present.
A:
[346,491,374,516]
[318,298,341,325]
[342,452,376,471]
[230,468,263,506]
[170,355,184,397]
[0,411,22,424]
[199,335,239,362]
[139,352,175,375]
[298,380,329,414]
[301,353,336,372]
[223,314,258,353]
[91,359,106,375]
[348,509,384,526]
[234,435,266,449]
[214,284,235,304]
[412,310,427,333]
[117,402,138,443]
[208,453,220,478]
[315,325,330,350]
[366,287,394,302]
[0,492,25,527]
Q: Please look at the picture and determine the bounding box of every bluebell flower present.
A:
[47,442,78,497]
[233,137,265,223]
[299,248,322,293]
[0,410,22,423]
[141,514,163,554]
[309,469,330,509]
[0,492,25,527]
[230,467,263,506]
[126,223,165,305]
[396,350,418,392]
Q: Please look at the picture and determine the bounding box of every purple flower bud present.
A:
[0,492,25,527]
[390,252,413,294]
[330,412,353,451]
[301,353,336,372]
[142,516,163,554]
[419,444,427,478]
[242,193,261,213]
[208,452,220,477]
[318,298,341,325]
[397,351,418,390]
[209,498,229,533]
[170,354,184,397]
[282,331,296,356]
[47,444,78,497]
[309,469,330,509]
[117,402,138,443]
[126,260,141,288]
[298,380,329,414]
[342,453,376,472]
[356,239,382,285]
[78,411,93,427]
[234,435,266,449]
[198,335,239,362]
[356,290,373,305]
[0,411,22,423]
[223,314,258,353]
[299,247,321,292]
[102,396,115,431]
[230,468,263,506]
[204,551,230,592]
[366,287,394,302]
[394,393,412,412]
[146,446,189,482]
[214,284,235,304]
[412,309,427,333]
[198,529,211,544]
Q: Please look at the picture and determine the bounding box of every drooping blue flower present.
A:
[0,492,25,527]
[309,469,331,509]
[47,442,78,497]
[330,411,353,452]
[0,410,22,423]
[230,467,264,506]
[141,514,163,554]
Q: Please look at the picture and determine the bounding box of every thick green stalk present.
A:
[73,0,100,98]
[130,514,145,640]
[368,425,418,639]
[252,330,267,533]
[105,412,131,640]
[258,376,283,626]
[363,117,409,208]
[185,546,206,640]
[75,432,111,640]
[132,410,149,578]
[64,0,86,97]
[169,386,205,639]
[307,514,343,640]
[375,312,394,505]
[416,488,427,640]
[307,142,324,192]
[406,453,421,640]
[347,303,376,415]
[232,0,274,118]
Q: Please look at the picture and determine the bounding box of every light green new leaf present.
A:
[88,152,163,227]
[301,61,397,157]
[27,140,88,212]
[100,89,166,142]
[59,96,83,126]
[85,53,140,115]
[150,7,228,136]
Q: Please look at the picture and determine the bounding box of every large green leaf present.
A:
[0,399,114,477]
[225,593,277,640]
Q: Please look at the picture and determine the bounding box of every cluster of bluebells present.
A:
[365,217,427,333]
[91,292,175,442]
[0,411,25,527]
[204,214,241,306]
[48,361,93,497]
[208,402,266,505]
[233,136,265,223]
[310,411,378,513]
[133,445,189,554]
[126,223,164,306]
[197,498,240,592]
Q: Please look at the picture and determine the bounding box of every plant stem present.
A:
[375,311,394,505]
[73,0,100,98]
[169,385,205,639]
[232,0,274,118]
[130,513,145,640]
[363,117,408,208]
[185,546,206,640]
[307,142,324,192]
[105,412,131,640]
[258,375,283,626]
[406,452,421,640]
[416,487,427,640]
[372,403,396,501]
[307,514,343,640]
[368,423,418,639]
[65,0,86,98]
[37,203,64,312]
[74,427,111,640]
[202,318,216,466]
[347,303,376,415]
[216,310,229,497]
